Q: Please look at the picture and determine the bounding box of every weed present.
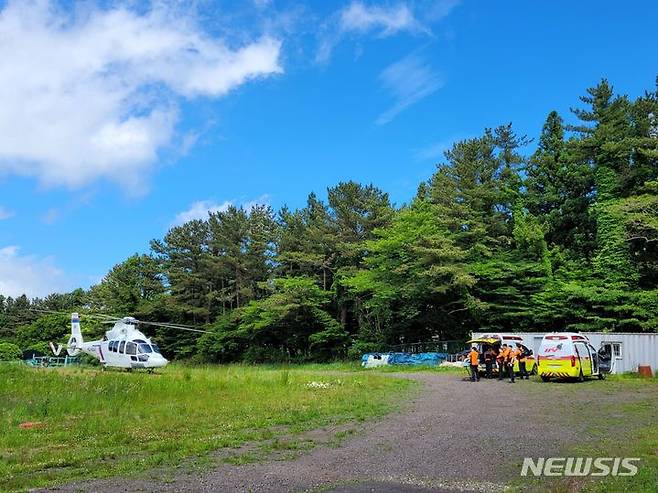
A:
[0,363,410,490]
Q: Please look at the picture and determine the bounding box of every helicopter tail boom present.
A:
[67,313,84,356]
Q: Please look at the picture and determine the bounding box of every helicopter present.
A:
[51,312,209,371]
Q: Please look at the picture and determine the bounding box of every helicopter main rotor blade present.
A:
[136,320,212,334]
[28,308,120,321]
[27,308,211,334]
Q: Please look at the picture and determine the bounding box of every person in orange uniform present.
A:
[468,345,480,382]
[516,343,529,380]
[508,345,520,383]
[497,344,510,381]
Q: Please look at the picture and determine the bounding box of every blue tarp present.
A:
[361,352,448,366]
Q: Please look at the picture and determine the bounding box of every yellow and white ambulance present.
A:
[537,332,606,381]
[467,333,536,375]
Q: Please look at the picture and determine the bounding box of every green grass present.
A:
[516,375,658,493]
[296,361,465,374]
[575,377,658,493]
[0,363,412,491]
[366,364,465,373]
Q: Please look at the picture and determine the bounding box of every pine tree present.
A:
[526,111,596,254]
[150,219,211,323]
[89,254,165,316]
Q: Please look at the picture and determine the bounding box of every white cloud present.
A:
[415,141,451,162]
[253,0,273,9]
[173,195,271,226]
[317,2,425,63]
[414,135,470,162]
[41,208,60,225]
[0,206,14,220]
[242,194,271,212]
[422,0,461,23]
[317,1,461,63]
[0,1,282,191]
[173,200,233,226]
[0,246,69,298]
[339,2,423,36]
[376,52,443,125]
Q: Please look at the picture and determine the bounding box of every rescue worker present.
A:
[508,345,519,383]
[484,347,495,378]
[516,343,529,380]
[497,344,509,380]
[468,345,480,382]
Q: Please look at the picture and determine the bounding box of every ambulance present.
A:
[537,332,607,381]
[466,333,536,375]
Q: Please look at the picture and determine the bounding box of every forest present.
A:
[1,79,657,362]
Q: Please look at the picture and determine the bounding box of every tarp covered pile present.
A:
[361,352,448,368]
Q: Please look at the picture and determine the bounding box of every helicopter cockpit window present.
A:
[151,344,161,354]
[119,341,126,353]
[138,344,152,353]
[126,342,137,355]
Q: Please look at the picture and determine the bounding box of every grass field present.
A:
[570,375,658,493]
[2,362,655,493]
[515,374,658,493]
[0,363,412,491]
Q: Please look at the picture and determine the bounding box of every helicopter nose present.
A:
[153,355,168,367]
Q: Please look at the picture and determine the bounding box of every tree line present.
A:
[2,79,656,362]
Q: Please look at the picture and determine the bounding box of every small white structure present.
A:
[363,353,391,368]
[472,331,658,374]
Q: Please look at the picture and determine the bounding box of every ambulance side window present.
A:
[119,341,126,353]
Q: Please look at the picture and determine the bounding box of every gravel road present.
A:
[48,372,647,493]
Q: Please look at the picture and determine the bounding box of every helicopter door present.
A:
[126,342,137,361]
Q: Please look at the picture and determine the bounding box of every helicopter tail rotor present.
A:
[67,313,83,356]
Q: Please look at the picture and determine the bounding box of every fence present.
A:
[386,340,464,355]
[25,356,80,368]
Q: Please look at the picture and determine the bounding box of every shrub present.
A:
[25,341,51,355]
[347,341,386,361]
[0,342,22,361]
[243,346,291,364]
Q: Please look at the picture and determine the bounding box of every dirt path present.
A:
[48,373,652,493]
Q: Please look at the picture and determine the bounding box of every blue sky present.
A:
[1,0,657,297]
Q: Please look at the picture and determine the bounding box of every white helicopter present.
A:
[51,312,209,371]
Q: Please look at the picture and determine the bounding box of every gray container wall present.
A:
[471,332,658,374]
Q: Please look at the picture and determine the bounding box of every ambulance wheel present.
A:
[540,375,550,382]
[577,369,584,382]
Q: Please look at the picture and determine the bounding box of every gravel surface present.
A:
[46,373,644,493]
